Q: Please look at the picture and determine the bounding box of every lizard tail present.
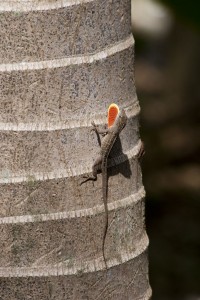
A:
[102,206,108,270]
[102,160,108,270]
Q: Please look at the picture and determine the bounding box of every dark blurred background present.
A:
[131,1,200,299]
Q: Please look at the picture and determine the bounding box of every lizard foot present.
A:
[137,141,145,159]
[90,121,98,133]
[80,175,97,185]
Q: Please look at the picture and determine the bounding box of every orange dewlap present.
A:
[107,103,120,127]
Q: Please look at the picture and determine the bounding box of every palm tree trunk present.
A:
[0,0,151,298]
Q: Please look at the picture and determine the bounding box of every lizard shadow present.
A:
[94,134,132,180]
[108,136,132,179]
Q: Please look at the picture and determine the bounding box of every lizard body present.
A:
[81,108,127,269]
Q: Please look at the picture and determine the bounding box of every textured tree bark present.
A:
[0,0,151,299]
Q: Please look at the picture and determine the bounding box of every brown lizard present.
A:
[81,108,127,269]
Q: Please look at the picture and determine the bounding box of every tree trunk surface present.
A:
[0,0,151,299]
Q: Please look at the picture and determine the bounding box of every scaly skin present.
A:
[81,109,127,269]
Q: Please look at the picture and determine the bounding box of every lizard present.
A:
[81,107,128,269]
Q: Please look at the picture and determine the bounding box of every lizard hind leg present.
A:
[80,175,97,185]
[80,155,102,185]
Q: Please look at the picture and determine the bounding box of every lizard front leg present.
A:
[80,155,102,185]
[91,121,108,147]
[91,121,108,135]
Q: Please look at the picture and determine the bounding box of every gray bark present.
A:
[0,0,151,298]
